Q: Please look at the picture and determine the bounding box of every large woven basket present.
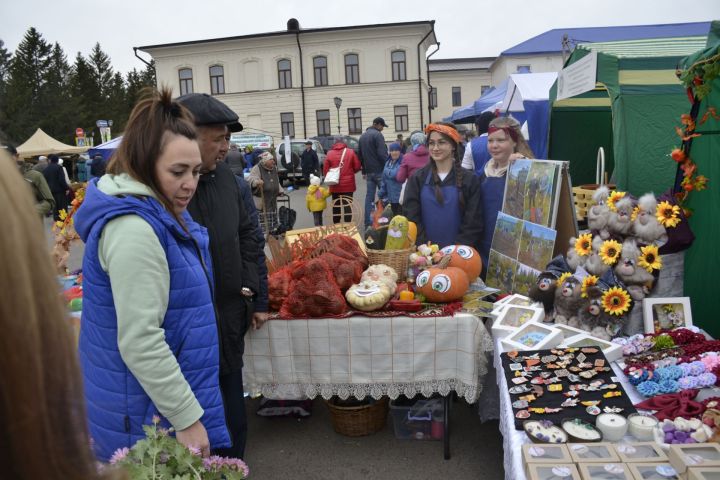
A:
[572,183,616,221]
[326,397,389,437]
[366,248,411,277]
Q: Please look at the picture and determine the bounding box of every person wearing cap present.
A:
[42,154,70,220]
[34,155,49,172]
[358,117,389,227]
[177,92,262,460]
[5,145,54,217]
[299,140,319,186]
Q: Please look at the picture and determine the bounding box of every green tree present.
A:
[40,42,75,143]
[68,52,97,140]
[106,71,127,134]
[0,39,13,140]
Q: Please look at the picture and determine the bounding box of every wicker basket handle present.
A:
[596,147,606,186]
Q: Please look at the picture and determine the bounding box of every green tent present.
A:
[679,21,720,337]
[548,36,707,194]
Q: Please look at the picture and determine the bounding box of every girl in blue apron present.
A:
[402,122,483,254]
[477,117,535,278]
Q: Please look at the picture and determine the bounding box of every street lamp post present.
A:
[333,96,342,135]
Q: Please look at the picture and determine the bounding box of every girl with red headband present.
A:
[403,122,483,251]
[477,117,534,278]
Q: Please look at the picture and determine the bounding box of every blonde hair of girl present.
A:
[488,116,535,159]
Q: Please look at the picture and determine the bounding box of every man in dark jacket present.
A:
[224,142,246,175]
[299,140,319,185]
[178,93,263,460]
[358,117,388,226]
[42,154,69,220]
[6,145,54,216]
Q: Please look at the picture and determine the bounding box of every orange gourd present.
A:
[415,256,469,303]
[439,245,482,282]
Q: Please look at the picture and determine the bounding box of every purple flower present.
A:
[202,455,250,476]
[108,447,130,465]
[188,445,202,456]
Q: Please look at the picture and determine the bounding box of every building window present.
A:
[517,65,531,73]
[281,112,295,138]
[429,87,437,109]
[481,85,491,95]
[209,65,224,95]
[316,109,331,136]
[391,50,406,81]
[179,68,193,95]
[344,53,359,84]
[452,86,462,106]
[347,108,362,135]
[394,106,409,132]
[278,59,292,89]
[313,56,328,86]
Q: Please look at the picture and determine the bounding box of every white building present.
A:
[427,57,493,123]
[137,19,438,143]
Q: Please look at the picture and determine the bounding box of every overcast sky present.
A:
[1,0,717,74]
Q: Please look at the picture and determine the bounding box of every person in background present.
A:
[300,140,319,186]
[224,142,245,176]
[5,144,54,217]
[243,145,254,170]
[248,151,284,232]
[74,87,230,461]
[305,173,330,226]
[323,136,362,224]
[90,154,107,179]
[396,134,407,154]
[396,131,429,204]
[461,111,496,176]
[403,122,483,251]
[42,154,69,220]
[34,154,49,172]
[477,116,535,278]
[358,117,388,227]
[378,142,404,216]
[178,92,261,461]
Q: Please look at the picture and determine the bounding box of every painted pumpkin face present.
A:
[440,245,482,281]
[415,265,469,303]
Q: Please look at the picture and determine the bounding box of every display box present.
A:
[627,462,680,480]
[526,463,581,480]
[668,444,720,476]
[688,466,720,480]
[569,443,621,463]
[560,333,623,362]
[577,462,633,480]
[522,443,572,465]
[389,396,443,441]
[553,323,587,341]
[492,304,545,339]
[499,321,563,352]
[616,442,668,463]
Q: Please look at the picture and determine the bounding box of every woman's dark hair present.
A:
[106,86,197,223]
[474,111,496,135]
[426,122,465,209]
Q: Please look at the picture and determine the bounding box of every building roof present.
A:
[428,57,495,71]
[501,22,711,56]
[577,36,708,58]
[137,20,436,51]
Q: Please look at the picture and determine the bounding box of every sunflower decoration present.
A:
[607,191,626,212]
[638,244,662,273]
[581,275,599,298]
[599,240,622,266]
[601,287,632,316]
[656,201,681,228]
[575,233,593,257]
[631,206,640,222]
[556,271,572,288]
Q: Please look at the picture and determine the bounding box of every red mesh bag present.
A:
[268,266,293,311]
[318,252,364,290]
[280,257,347,318]
[312,234,369,269]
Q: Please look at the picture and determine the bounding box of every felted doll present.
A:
[587,186,611,239]
[584,235,611,277]
[607,196,635,237]
[553,275,583,327]
[566,237,587,272]
[577,286,618,340]
[528,272,557,320]
[614,238,654,301]
[632,193,668,245]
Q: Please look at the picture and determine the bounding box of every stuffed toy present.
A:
[587,186,611,239]
[584,235,611,277]
[614,238,654,301]
[385,215,411,250]
[553,275,583,326]
[577,286,618,340]
[633,193,668,245]
[364,226,388,250]
[607,196,635,237]
[360,264,398,293]
[566,237,587,272]
[528,272,557,319]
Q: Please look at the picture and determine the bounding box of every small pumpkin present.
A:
[360,264,398,293]
[346,281,393,311]
[439,245,482,282]
[415,256,469,303]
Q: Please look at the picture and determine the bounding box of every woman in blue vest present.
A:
[403,122,483,252]
[477,116,535,278]
[74,88,230,461]
[378,142,404,215]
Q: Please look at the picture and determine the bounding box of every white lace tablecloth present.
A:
[243,313,493,402]
[494,337,642,480]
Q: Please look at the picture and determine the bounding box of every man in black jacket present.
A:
[358,117,388,227]
[299,140,319,186]
[42,154,69,220]
[178,93,263,460]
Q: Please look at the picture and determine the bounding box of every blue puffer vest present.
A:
[74,179,230,461]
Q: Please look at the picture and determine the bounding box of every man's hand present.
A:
[176,420,210,457]
[255,179,264,188]
[252,312,269,330]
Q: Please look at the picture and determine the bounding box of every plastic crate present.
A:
[389,396,444,441]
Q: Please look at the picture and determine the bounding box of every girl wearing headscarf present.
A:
[378,142,404,215]
[403,123,483,251]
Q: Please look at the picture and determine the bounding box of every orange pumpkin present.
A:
[439,245,482,282]
[415,257,469,303]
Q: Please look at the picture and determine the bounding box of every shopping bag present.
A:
[323,148,346,186]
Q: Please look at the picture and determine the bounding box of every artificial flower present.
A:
[556,272,572,288]
[695,175,709,191]
[670,148,686,163]
[600,240,622,266]
[575,233,593,256]
[631,206,640,222]
[656,201,681,228]
[581,275,599,298]
[602,287,632,316]
[607,190,626,212]
[638,244,662,273]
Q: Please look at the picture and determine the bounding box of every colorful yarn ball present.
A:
[658,379,679,394]
[698,373,718,388]
[678,376,699,390]
[689,361,707,376]
[637,381,661,397]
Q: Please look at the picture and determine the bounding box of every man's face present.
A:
[305,144,312,151]
[196,124,229,172]
[376,124,384,132]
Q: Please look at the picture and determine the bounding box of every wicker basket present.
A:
[326,397,389,437]
[572,183,616,221]
[366,248,411,276]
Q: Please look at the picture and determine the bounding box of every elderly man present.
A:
[177,93,265,460]
[358,117,388,227]
[299,140,319,186]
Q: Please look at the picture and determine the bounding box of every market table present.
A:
[243,312,494,459]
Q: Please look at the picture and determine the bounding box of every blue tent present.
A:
[87,136,122,162]
[444,79,510,124]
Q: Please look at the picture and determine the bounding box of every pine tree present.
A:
[0,39,13,140]
[68,52,97,140]
[106,71,127,134]
[41,42,75,143]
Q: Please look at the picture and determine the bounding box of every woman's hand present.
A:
[255,179,264,188]
[509,153,526,162]
[176,420,210,457]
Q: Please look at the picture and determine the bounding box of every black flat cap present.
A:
[176,93,243,132]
